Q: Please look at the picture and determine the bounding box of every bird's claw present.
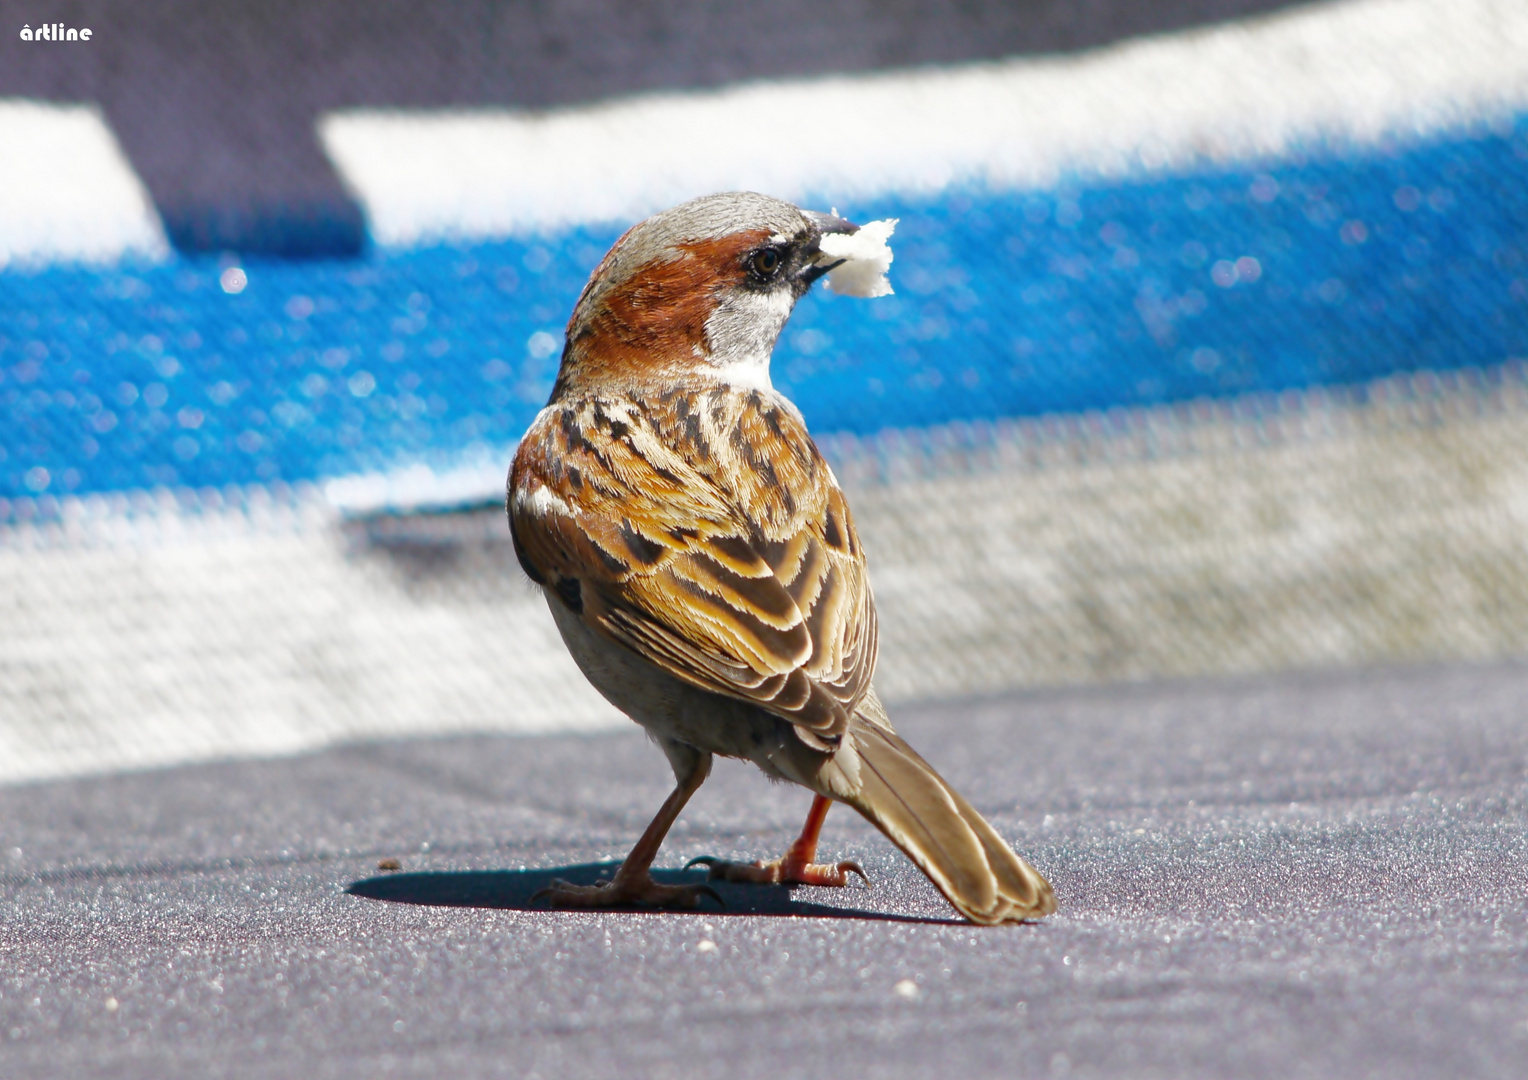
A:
[685,854,871,888]
[836,859,871,887]
[532,875,723,911]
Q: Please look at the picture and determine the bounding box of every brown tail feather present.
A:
[842,715,1056,925]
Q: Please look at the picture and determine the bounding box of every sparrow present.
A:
[507,191,1056,924]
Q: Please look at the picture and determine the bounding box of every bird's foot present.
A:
[685,854,869,888]
[532,872,723,912]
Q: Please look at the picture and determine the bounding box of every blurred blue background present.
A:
[5,0,1528,780]
[4,117,1525,501]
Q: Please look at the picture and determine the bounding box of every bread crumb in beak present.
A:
[817,218,898,298]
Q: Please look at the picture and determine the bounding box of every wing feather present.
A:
[509,383,876,746]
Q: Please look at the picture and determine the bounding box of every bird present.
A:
[506,191,1056,925]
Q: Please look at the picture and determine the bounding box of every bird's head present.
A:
[550,192,860,400]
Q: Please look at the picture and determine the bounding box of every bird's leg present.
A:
[687,794,869,887]
[535,750,721,911]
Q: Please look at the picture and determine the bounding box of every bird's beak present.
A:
[798,210,859,285]
[804,210,858,238]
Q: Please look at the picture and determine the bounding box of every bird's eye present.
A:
[751,248,782,277]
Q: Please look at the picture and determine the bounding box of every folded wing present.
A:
[510,384,876,749]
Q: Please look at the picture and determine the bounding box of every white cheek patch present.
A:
[702,287,794,390]
[816,218,898,298]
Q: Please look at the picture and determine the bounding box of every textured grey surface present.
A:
[2,661,1527,1078]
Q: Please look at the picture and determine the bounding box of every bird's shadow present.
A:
[347,861,958,923]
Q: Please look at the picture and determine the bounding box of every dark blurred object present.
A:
[0,0,1308,257]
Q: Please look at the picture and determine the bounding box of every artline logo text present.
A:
[19,23,93,41]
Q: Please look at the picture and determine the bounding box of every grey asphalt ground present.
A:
[2,661,1527,1079]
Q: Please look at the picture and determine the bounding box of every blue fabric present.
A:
[3,117,1526,501]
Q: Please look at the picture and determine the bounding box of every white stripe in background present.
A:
[0,491,625,787]
[323,448,511,518]
[0,100,169,269]
[320,0,1528,246]
[8,366,1528,785]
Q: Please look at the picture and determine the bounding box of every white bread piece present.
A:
[817,217,897,297]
